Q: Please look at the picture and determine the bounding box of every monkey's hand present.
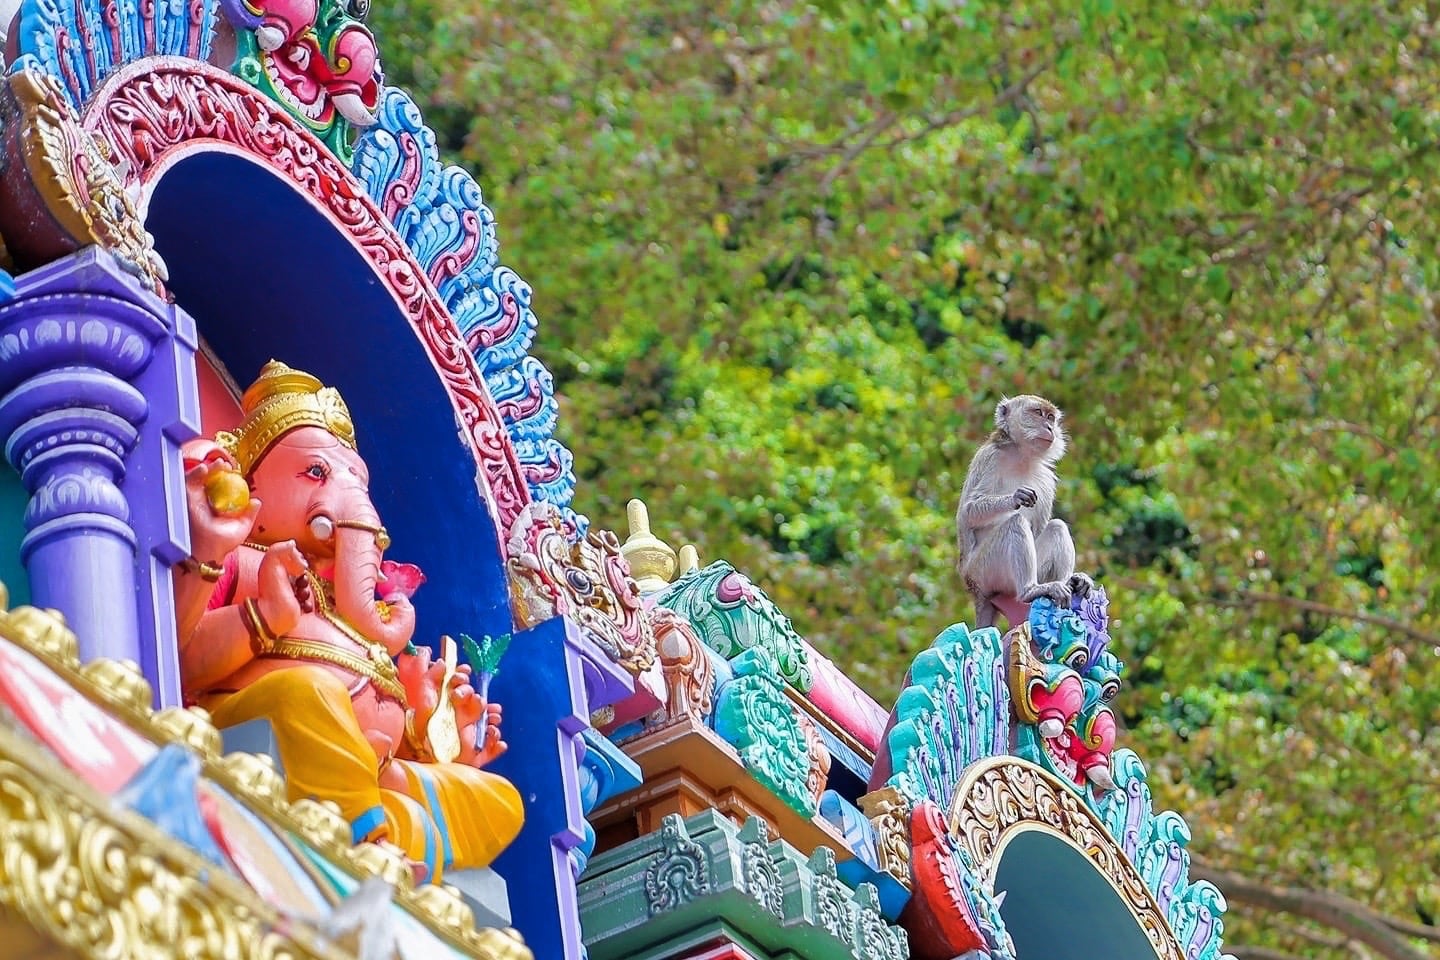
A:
[1012,486,1038,509]
[1068,572,1096,599]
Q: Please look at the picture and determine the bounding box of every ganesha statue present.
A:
[173,360,522,882]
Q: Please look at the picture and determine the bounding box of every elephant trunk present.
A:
[327,494,415,654]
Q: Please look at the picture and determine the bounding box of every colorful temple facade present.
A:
[0,1,1239,958]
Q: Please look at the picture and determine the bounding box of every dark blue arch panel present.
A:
[994,828,1161,959]
[143,149,513,655]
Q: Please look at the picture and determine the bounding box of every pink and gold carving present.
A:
[948,756,1185,960]
[0,68,166,291]
[647,606,714,727]
[506,501,656,674]
[78,58,530,535]
[795,712,831,809]
[858,785,912,890]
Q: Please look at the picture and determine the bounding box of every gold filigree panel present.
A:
[947,756,1184,960]
[0,724,346,960]
[0,588,532,960]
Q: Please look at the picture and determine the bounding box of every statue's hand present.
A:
[456,694,506,769]
[396,646,441,723]
[184,455,261,562]
[255,540,310,639]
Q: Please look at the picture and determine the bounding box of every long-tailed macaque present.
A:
[957,394,1092,628]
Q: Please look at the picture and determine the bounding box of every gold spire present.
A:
[217,360,356,475]
[620,498,678,593]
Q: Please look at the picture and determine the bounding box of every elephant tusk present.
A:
[255,24,287,51]
[1037,717,1065,739]
[331,92,377,127]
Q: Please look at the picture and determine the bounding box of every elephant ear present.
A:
[377,561,427,599]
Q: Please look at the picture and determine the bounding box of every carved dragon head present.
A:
[1008,592,1123,802]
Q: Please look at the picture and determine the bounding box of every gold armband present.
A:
[242,599,276,656]
[404,709,435,762]
[179,557,225,582]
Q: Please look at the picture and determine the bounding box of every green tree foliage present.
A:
[370,1,1440,956]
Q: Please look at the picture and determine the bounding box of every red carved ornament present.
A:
[78,57,531,534]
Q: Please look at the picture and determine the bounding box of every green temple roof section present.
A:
[654,560,815,693]
[579,809,908,960]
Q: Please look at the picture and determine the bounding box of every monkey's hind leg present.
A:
[1025,518,1076,605]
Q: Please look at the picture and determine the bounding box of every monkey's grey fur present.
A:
[956,394,1092,628]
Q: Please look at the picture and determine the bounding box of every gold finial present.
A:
[3,604,79,665]
[620,498,678,593]
[349,840,415,892]
[678,544,701,575]
[216,360,356,475]
[412,883,477,935]
[289,799,352,848]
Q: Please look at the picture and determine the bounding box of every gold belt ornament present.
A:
[240,542,408,705]
[258,636,408,705]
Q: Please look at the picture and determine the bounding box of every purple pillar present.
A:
[0,248,198,702]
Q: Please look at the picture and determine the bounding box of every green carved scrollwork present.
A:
[737,817,784,919]
[580,810,909,960]
[655,560,813,691]
[713,647,815,816]
[643,814,711,915]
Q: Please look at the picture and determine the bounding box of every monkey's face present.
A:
[1000,395,1064,453]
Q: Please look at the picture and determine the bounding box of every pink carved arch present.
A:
[80,56,531,534]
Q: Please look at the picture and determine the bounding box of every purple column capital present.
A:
[0,248,198,699]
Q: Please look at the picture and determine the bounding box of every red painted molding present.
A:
[80,58,531,537]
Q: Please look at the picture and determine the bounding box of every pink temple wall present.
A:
[197,348,242,435]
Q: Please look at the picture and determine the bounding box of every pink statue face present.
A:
[248,425,372,559]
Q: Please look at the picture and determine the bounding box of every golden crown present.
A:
[216,360,356,476]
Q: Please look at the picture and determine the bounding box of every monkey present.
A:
[956,394,1093,629]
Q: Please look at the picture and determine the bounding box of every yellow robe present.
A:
[203,665,522,882]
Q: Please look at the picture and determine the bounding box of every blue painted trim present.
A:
[837,858,912,922]
[349,806,386,846]
[351,88,586,535]
[414,766,454,868]
[13,0,217,111]
[810,720,871,798]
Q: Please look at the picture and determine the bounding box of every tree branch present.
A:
[1229,947,1318,960]
[878,54,1057,152]
[1191,861,1434,960]
[1384,918,1440,947]
[1220,591,1439,651]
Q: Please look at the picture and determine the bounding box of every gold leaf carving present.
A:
[0,593,533,960]
[858,786,912,891]
[948,756,1185,960]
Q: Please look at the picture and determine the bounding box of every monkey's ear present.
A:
[995,397,1011,426]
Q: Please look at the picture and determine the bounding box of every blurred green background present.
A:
[370,2,1440,956]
